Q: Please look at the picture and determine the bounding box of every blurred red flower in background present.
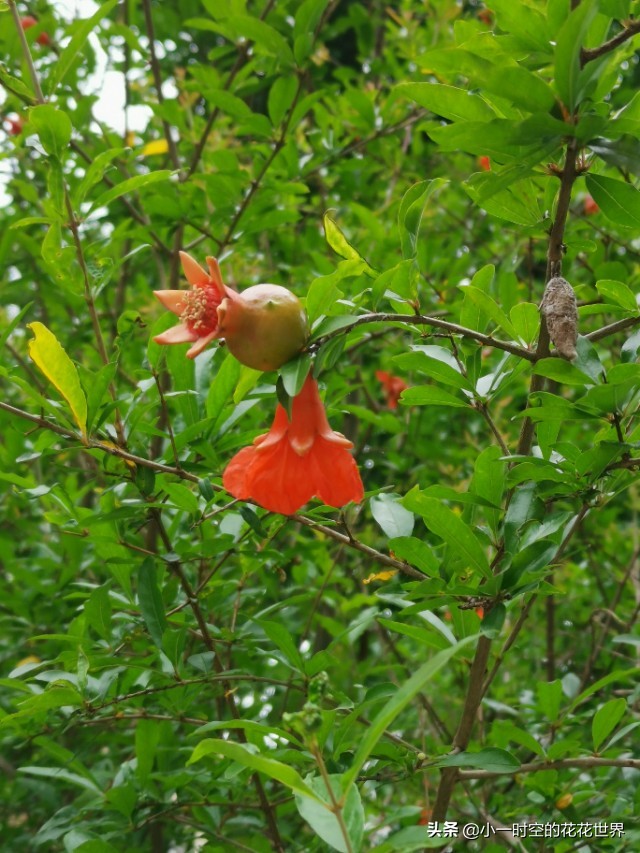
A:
[375,370,408,409]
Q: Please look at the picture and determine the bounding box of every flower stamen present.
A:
[180,286,221,335]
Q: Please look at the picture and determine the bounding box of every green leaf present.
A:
[510,302,540,344]
[187,739,322,801]
[554,0,598,111]
[534,358,595,385]
[537,679,563,722]
[460,286,518,339]
[295,775,364,853]
[89,171,173,212]
[280,353,312,397]
[595,280,638,313]
[386,537,438,574]
[398,179,447,259]
[403,492,491,579]
[586,174,640,229]
[399,386,467,408]
[488,0,551,53]
[27,322,88,436]
[268,75,298,126]
[370,493,414,538]
[323,214,374,274]
[135,718,160,784]
[472,446,506,510]
[206,352,242,423]
[394,346,471,391]
[48,0,119,94]
[84,585,112,641]
[592,698,627,752]
[397,83,495,122]
[29,105,72,158]
[484,66,556,114]
[436,747,519,773]
[259,620,304,671]
[73,147,127,206]
[137,559,167,649]
[341,635,475,795]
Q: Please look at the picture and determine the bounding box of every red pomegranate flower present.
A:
[153,252,308,368]
[478,155,491,171]
[375,370,408,410]
[153,251,229,359]
[223,375,364,515]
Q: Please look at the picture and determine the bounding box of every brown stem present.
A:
[459,756,640,779]
[9,0,45,102]
[148,509,285,852]
[517,136,579,456]
[431,636,492,821]
[141,0,181,170]
[581,19,640,66]
[312,313,536,361]
[312,743,353,853]
[186,0,277,177]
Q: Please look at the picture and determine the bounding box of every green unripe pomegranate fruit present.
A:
[218,284,309,371]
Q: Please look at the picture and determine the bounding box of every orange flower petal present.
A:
[154,289,188,315]
[223,378,364,515]
[179,251,210,287]
[154,324,198,344]
[186,330,219,359]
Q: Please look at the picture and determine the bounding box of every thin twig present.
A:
[311,313,536,362]
[581,19,640,66]
[141,0,180,170]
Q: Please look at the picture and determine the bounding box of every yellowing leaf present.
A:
[16,655,41,668]
[142,139,169,156]
[27,322,88,437]
[363,570,398,585]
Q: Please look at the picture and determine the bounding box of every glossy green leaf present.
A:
[188,739,322,801]
[592,698,627,752]
[403,491,491,579]
[585,174,640,229]
[137,559,167,649]
[398,83,495,122]
[554,0,598,111]
[341,635,475,794]
[29,105,72,158]
[295,775,364,853]
[89,171,173,212]
[370,493,414,539]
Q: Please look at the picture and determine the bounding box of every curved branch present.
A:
[459,756,640,779]
[311,313,536,361]
[581,19,640,66]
